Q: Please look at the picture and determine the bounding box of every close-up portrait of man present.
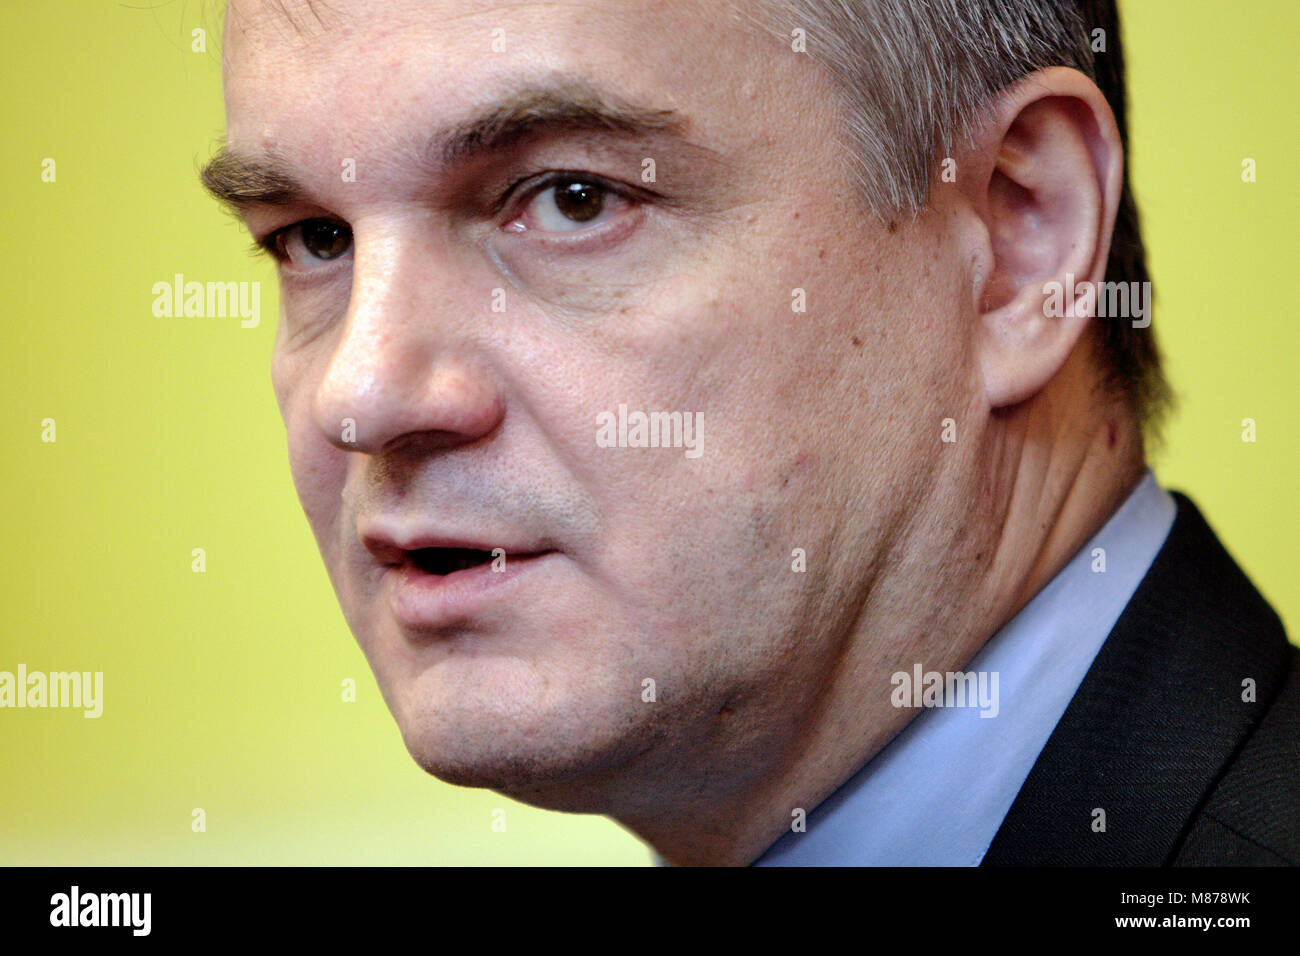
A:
[4,0,1295,895]
[194,0,1298,867]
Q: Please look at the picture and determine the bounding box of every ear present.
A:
[958,67,1124,409]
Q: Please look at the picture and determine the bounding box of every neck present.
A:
[624,354,1147,866]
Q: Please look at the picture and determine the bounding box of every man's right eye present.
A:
[266,219,353,269]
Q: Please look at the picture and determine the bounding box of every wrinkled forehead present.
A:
[222,0,524,73]
[223,2,709,106]
[216,0,822,181]
[222,0,757,65]
[227,0,481,42]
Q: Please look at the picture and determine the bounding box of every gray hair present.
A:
[756,0,1170,434]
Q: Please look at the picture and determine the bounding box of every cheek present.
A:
[556,316,826,630]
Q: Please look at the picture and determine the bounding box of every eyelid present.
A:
[252,223,295,261]
[251,217,350,263]
[246,172,654,258]
[498,170,649,223]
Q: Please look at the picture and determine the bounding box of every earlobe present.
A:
[965,68,1124,410]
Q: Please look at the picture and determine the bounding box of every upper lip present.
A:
[358,519,551,567]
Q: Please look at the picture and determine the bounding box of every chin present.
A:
[391,689,655,810]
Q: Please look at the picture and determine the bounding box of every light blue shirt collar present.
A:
[750,470,1176,866]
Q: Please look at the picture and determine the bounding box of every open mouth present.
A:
[407,547,497,576]
[385,542,555,628]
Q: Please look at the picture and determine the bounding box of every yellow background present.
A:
[1,0,1295,865]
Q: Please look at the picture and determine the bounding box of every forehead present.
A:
[220,0,810,160]
[225,0,754,47]
[224,0,765,113]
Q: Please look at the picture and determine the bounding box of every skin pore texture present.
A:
[214,0,1146,865]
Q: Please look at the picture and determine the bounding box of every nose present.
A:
[311,231,506,455]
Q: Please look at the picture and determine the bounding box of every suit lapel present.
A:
[981,493,1291,865]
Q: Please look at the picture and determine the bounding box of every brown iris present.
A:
[300,220,352,259]
[552,179,605,222]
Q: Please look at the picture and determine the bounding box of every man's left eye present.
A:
[266,218,353,269]
[509,177,627,234]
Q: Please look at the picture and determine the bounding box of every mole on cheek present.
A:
[779,451,809,490]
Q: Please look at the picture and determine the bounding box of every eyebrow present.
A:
[200,81,689,212]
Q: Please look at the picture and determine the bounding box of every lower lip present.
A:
[387,551,556,631]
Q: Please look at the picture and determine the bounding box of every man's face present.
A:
[223,0,974,811]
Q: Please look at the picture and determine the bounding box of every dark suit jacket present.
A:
[981,492,1298,866]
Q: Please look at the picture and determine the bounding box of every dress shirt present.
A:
[751,470,1176,866]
